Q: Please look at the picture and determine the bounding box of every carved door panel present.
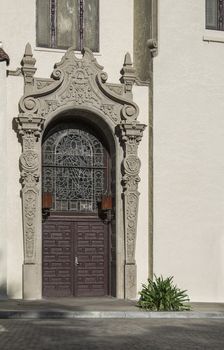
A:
[74,220,108,296]
[42,217,109,297]
[42,220,73,297]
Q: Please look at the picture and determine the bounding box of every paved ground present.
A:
[0,318,224,349]
[1,298,224,319]
[0,297,137,311]
[0,296,224,312]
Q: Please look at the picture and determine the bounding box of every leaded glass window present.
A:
[206,0,224,31]
[42,125,109,212]
[36,0,99,51]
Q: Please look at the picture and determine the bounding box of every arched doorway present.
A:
[42,120,113,297]
[16,46,146,300]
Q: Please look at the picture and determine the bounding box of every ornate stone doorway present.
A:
[42,121,113,297]
[16,44,146,299]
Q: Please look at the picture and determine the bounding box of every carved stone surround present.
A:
[16,44,146,299]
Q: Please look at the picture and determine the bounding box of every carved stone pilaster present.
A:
[16,115,44,264]
[119,123,146,298]
[20,137,39,264]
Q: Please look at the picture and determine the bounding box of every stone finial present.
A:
[21,43,37,92]
[120,52,136,96]
[22,43,36,67]
[0,42,10,66]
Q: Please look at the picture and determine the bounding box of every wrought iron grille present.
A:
[79,0,84,50]
[42,127,109,212]
[206,0,224,31]
[50,0,57,47]
[48,0,98,50]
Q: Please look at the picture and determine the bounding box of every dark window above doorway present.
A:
[206,0,224,31]
[36,0,99,51]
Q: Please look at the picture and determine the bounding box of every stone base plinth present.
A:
[125,263,137,299]
[23,264,41,299]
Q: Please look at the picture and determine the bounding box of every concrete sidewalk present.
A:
[0,297,224,319]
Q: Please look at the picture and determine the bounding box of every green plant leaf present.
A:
[137,275,191,311]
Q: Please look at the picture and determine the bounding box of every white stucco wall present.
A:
[134,86,149,294]
[154,0,224,301]
[0,48,23,298]
[6,76,24,298]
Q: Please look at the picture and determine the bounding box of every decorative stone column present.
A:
[16,115,44,299]
[16,44,44,299]
[0,42,9,298]
[119,123,146,299]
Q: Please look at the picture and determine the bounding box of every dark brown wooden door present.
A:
[42,216,109,297]
[42,122,112,297]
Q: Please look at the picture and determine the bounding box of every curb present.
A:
[1,311,224,319]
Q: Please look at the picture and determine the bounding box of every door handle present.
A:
[75,256,79,266]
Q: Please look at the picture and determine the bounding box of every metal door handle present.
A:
[75,256,79,265]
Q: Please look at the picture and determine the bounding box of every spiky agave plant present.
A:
[138,275,190,311]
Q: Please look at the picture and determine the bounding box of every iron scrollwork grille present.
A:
[206,0,224,31]
[42,127,109,213]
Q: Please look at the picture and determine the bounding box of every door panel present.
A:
[74,221,108,296]
[42,221,73,297]
[42,216,109,297]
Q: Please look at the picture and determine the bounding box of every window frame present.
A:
[206,0,224,31]
[36,0,99,52]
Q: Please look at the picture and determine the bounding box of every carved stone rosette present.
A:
[17,115,44,264]
[119,123,146,299]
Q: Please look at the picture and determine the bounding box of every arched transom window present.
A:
[42,125,109,212]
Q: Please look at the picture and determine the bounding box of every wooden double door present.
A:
[42,216,109,297]
[42,122,112,297]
